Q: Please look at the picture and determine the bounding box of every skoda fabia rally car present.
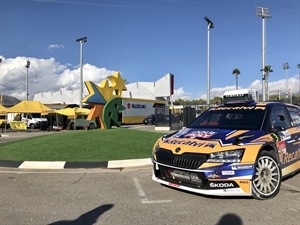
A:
[151,101,300,200]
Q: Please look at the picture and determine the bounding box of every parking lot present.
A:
[0,125,299,225]
[0,166,299,225]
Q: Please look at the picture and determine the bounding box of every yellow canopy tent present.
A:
[0,105,7,114]
[55,107,90,118]
[6,100,55,113]
[55,107,91,130]
[5,101,54,130]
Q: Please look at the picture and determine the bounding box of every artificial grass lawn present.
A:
[0,128,167,162]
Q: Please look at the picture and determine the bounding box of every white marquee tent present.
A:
[34,73,174,105]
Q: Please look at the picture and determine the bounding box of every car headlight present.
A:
[207,149,244,163]
[152,141,161,161]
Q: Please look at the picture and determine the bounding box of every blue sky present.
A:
[0,0,299,101]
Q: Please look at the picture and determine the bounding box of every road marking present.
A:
[133,177,172,204]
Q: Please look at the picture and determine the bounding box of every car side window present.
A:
[287,106,300,127]
[270,106,291,129]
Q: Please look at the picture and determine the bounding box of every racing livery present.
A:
[151,101,300,200]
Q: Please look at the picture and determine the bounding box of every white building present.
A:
[33,73,174,107]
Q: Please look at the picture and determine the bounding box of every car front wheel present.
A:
[252,151,282,200]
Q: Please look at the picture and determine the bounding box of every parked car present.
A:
[143,114,170,125]
[151,100,300,200]
[67,114,98,130]
[143,114,156,125]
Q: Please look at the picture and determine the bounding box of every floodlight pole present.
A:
[76,36,87,108]
[283,62,289,99]
[25,60,30,101]
[204,16,214,108]
[256,6,271,101]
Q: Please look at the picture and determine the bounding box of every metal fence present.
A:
[154,106,196,130]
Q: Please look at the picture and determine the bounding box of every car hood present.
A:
[158,127,268,153]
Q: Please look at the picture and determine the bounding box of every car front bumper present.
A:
[152,160,255,197]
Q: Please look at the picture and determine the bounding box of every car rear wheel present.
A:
[90,123,96,129]
[29,123,35,129]
[252,151,282,200]
[68,123,74,130]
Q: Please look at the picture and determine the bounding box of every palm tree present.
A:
[232,68,240,90]
[298,64,300,96]
[260,65,273,100]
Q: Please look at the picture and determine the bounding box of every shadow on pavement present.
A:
[48,204,114,225]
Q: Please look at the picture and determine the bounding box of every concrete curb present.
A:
[0,158,152,169]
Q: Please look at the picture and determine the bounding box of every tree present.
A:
[232,68,240,90]
[260,65,273,100]
[297,64,300,96]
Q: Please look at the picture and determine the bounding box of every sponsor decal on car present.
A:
[231,165,254,170]
[281,149,300,165]
[239,180,249,184]
[162,139,216,148]
[208,181,237,189]
[184,131,217,139]
[280,131,291,140]
[221,170,235,175]
[207,174,221,179]
[170,128,191,138]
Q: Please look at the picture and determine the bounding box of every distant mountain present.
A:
[1,95,21,107]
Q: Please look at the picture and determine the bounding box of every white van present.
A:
[21,113,48,129]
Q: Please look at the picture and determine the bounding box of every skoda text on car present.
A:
[151,100,300,200]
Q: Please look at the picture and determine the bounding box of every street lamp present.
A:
[204,16,214,108]
[256,6,271,101]
[25,60,30,101]
[283,62,289,100]
[76,36,87,108]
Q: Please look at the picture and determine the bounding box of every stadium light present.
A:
[256,6,271,101]
[76,36,87,108]
[25,60,31,101]
[283,62,290,99]
[204,16,214,108]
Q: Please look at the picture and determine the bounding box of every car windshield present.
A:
[188,106,266,130]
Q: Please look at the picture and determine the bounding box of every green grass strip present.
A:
[0,128,167,162]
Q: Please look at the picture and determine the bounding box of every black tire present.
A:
[252,151,282,200]
[29,123,35,129]
[90,123,96,129]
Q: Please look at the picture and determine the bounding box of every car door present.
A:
[277,105,300,175]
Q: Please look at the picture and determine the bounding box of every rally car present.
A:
[151,100,300,200]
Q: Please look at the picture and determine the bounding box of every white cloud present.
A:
[0,56,115,100]
[1,56,299,102]
[197,77,300,102]
[48,44,65,50]
[171,87,190,100]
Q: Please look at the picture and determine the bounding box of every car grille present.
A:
[155,148,208,169]
[154,165,208,189]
